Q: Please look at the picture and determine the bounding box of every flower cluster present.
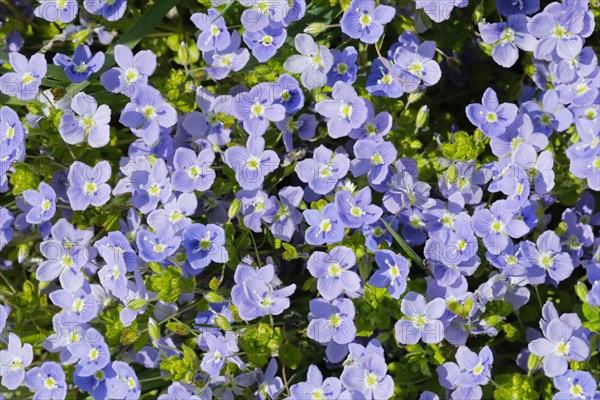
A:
[0,0,599,399]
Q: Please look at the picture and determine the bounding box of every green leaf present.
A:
[134,331,149,352]
[302,277,317,292]
[381,218,423,268]
[282,243,299,261]
[280,342,302,369]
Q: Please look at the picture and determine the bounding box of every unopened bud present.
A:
[473,2,484,24]
[415,105,429,129]
[178,41,190,65]
[304,22,327,36]
[71,29,91,45]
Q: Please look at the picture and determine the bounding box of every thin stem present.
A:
[533,285,543,311]
[249,231,262,267]
[374,39,408,84]
[282,365,291,397]
[0,272,16,294]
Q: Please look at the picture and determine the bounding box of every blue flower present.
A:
[289,365,341,400]
[340,352,394,400]
[352,139,397,185]
[335,187,383,228]
[274,73,304,115]
[100,45,156,97]
[119,86,178,146]
[307,246,361,301]
[49,286,99,324]
[203,31,250,80]
[394,292,446,344]
[284,34,333,89]
[369,250,410,299]
[478,15,537,68]
[24,362,67,399]
[308,298,356,345]
[22,182,56,224]
[34,0,77,23]
[529,318,589,377]
[393,40,442,87]
[263,186,304,242]
[73,362,117,400]
[340,0,395,44]
[231,263,296,321]
[67,160,112,211]
[224,136,280,190]
[130,158,172,214]
[182,223,228,271]
[295,145,350,195]
[521,230,574,285]
[147,192,197,233]
[304,203,345,245]
[553,370,598,399]
[0,333,33,390]
[84,0,127,21]
[53,45,105,83]
[136,226,181,263]
[59,92,111,147]
[243,24,287,63]
[327,46,358,86]
[232,83,286,136]
[70,330,111,377]
[0,53,46,101]
[472,200,530,255]
[466,88,518,138]
[315,81,367,138]
[191,8,231,52]
[172,147,216,193]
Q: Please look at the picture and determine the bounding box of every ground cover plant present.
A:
[0,0,599,398]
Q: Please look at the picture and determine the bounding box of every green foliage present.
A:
[281,243,299,261]
[9,162,39,195]
[448,298,474,319]
[279,342,302,369]
[494,374,538,400]
[240,323,282,366]
[381,218,423,268]
[354,285,393,337]
[160,344,199,384]
[582,303,600,332]
[441,130,488,161]
[147,265,196,303]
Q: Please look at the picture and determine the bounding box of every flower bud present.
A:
[304,22,327,36]
[416,105,429,129]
